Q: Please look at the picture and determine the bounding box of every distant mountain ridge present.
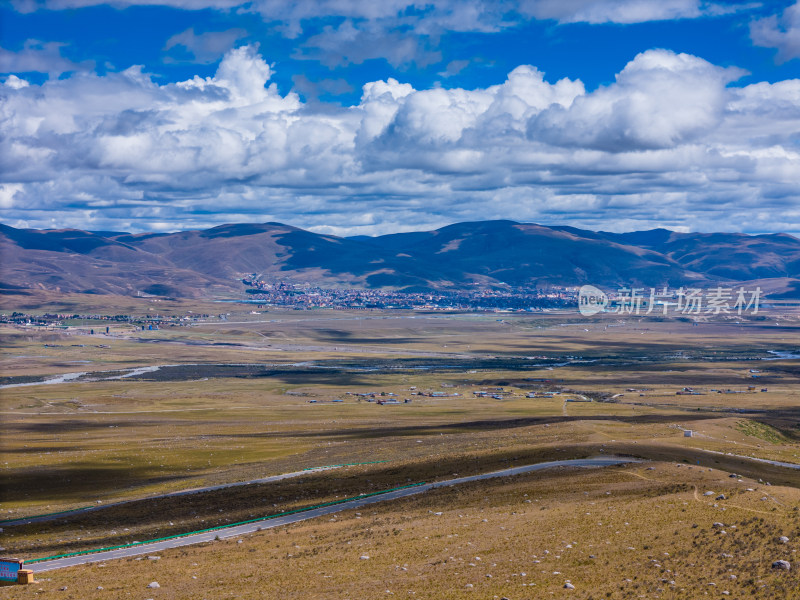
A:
[2,220,799,298]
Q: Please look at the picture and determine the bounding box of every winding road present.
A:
[1,465,346,528]
[28,457,637,572]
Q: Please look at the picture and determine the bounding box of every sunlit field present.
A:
[2,292,799,598]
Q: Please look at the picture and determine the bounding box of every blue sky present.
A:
[1,0,799,236]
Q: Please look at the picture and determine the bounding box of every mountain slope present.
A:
[598,230,800,281]
[358,221,701,288]
[1,221,798,297]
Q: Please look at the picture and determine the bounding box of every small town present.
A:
[241,277,579,310]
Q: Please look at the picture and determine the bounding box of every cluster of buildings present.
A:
[307,387,571,406]
[1,311,135,326]
[0,311,213,329]
[240,277,577,311]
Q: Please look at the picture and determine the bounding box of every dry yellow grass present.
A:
[3,463,799,599]
[1,295,799,597]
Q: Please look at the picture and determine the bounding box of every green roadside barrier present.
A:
[27,481,426,565]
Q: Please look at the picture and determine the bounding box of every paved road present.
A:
[2,466,343,527]
[31,457,637,572]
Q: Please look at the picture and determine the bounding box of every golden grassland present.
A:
[5,439,800,560]
[1,292,799,597]
[3,463,800,599]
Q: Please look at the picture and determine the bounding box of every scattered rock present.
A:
[716,494,727,500]
[564,582,575,589]
[703,491,714,496]
[713,522,725,529]
[360,555,370,560]
[772,560,791,571]
[779,536,790,544]
[147,582,160,589]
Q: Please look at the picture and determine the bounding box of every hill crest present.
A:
[2,221,798,298]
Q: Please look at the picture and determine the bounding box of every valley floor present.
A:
[2,294,799,598]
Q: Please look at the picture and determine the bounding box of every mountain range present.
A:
[2,220,799,298]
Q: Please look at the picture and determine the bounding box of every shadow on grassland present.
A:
[1,464,191,503]
[9,441,800,560]
[123,364,373,386]
[200,413,725,442]
[311,328,426,345]
[7,419,173,434]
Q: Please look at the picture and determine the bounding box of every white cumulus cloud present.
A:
[528,50,745,151]
[1,45,799,236]
[750,1,800,63]
[0,40,94,77]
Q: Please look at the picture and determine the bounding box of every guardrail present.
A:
[26,481,426,565]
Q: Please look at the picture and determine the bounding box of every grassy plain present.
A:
[9,463,800,599]
[1,291,799,598]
